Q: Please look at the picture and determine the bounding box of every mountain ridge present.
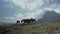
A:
[37,10,60,23]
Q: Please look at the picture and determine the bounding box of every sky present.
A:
[0,0,60,22]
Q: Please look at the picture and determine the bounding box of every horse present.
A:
[16,20,20,24]
[21,18,36,24]
[21,19,30,24]
[30,18,36,22]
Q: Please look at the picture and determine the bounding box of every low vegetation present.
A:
[0,22,60,34]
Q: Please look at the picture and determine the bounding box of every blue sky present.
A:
[0,0,60,22]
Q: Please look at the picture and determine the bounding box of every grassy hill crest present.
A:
[0,22,60,34]
[5,22,60,34]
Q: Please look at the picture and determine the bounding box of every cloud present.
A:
[2,9,44,22]
[8,0,44,10]
[25,0,44,10]
[4,16,15,20]
[43,3,60,14]
[1,0,60,23]
[0,16,16,22]
[15,9,47,20]
[54,8,60,14]
[44,7,60,14]
[3,13,25,21]
[14,13,25,20]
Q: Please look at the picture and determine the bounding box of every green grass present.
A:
[5,22,60,34]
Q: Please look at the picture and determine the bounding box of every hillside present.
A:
[2,22,60,34]
[37,10,60,23]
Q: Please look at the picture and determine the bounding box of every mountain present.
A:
[37,10,60,23]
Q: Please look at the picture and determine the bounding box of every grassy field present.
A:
[1,22,60,34]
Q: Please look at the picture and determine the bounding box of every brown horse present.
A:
[21,18,36,24]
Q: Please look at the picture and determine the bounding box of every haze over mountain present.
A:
[37,10,60,23]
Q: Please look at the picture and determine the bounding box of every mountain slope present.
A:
[37,10,60,23]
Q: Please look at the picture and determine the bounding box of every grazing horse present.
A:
[21,18,36,24]
[16,20,20,24]
[21,19,30,23]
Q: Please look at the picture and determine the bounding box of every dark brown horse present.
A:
[21,18,36,24]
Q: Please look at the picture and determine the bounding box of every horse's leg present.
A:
[24,21,25,23]
[28,21,30,24]
[32,21,33,23]
[23,21,25,24]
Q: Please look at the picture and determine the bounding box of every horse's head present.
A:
[30,18,36,21]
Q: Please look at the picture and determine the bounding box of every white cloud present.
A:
[43,8,52,10]
[0,16,16,22]
[43,3,60,14]
[14,13,25,20]
[54,8,60,14]
[26,0,44,10]
[12,0,26,9]
[4,16,15,20]
[4,13,25,21]
[44,7,60,14]
[14,12,38,20]
[25,9,45,20]
[9,0,44,10]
